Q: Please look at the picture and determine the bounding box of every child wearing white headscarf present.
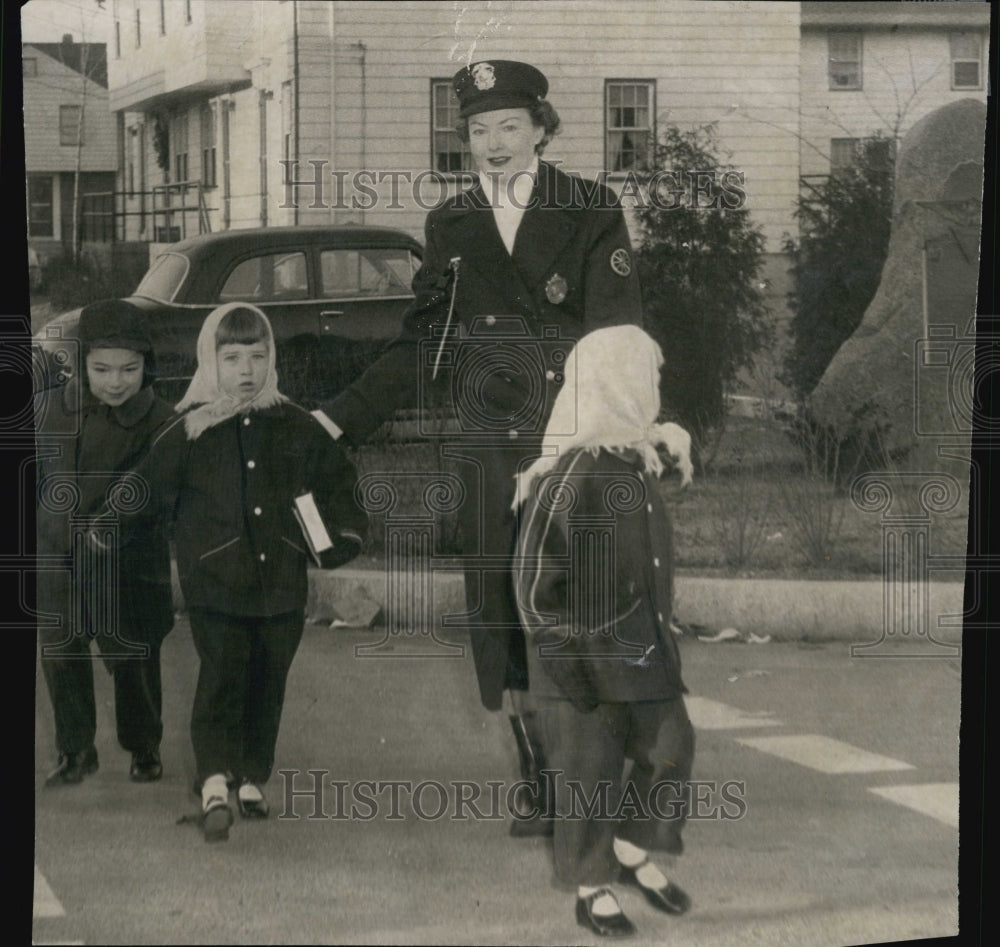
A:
[175,301,289,439]
[115,303,367,842]
[512,325,696,938]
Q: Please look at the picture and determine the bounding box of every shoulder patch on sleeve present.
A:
[610,248,632,277]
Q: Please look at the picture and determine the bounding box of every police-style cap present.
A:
[78,298,153,354]
[453,60,548,118]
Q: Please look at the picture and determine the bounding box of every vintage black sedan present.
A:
[34,225,423,407]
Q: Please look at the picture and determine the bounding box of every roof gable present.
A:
[27,40,108,88]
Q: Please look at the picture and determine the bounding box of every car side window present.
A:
[320,248,416,298]
[218,252,308,302]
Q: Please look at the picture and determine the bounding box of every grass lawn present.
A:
[348,415,970,581]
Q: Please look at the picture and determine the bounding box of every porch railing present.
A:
[79,182,214,244]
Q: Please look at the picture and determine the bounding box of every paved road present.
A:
[33,618,963,945]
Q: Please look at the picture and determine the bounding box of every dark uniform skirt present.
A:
[448,430,544,711]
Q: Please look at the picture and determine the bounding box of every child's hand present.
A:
[658,422,694,486]
[317,529,365,570]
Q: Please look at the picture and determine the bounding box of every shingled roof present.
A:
[28,35,108,88]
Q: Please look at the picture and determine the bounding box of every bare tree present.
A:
[52,2,106,261]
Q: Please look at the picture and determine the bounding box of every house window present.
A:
[281,80,295,184]
[431,80,471,174]
[828,32,862,90]
[59,105,82,146]
[829,138,860,175]
[950,33,982,89]
[606,80,654,172]
[173,112,189,183]
[28,176,55,237]
[22,58,37,77]
[830,136,895,176]
[127,125,143,195]
[159,0,166,34]
[127,128,135,195]
[200,104,217,187]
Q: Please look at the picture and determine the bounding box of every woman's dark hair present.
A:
[214,306,270,348]
[456,100,562,155]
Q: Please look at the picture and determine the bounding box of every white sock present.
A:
[635,862,669,889]
[201,773,229,809]
[238,781,264,802]
[612,836,647,868]
[578,887,622,916]
[614,836,670,888]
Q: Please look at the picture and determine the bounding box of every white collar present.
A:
[478,156,539,209]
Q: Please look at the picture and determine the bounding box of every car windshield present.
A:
[134,252,189,301]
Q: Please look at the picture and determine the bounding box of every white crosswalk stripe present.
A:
[684,695,783,730]
[735,734,916,774]
[694,699,956,828]
[33,863,65,918]
[869,783,959,828]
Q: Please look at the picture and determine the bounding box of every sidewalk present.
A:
[306,566,966,645]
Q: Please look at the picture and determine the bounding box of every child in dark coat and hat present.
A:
[36,299,176,787]
[512,325,696,938]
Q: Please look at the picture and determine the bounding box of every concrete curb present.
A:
[307,567,966,645]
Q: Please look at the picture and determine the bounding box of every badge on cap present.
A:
[471,62,496,90]
[610,248,632,277]
[545,273,568,305]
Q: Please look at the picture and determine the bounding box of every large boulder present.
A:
[808,98,986,470]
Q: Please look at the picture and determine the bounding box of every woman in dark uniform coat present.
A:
[320,60,643,831]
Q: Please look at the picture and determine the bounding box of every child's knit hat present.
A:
[78,299,153,355]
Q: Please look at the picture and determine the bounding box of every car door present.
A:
[308,243,420,404]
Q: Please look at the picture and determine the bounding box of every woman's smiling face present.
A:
[467,108,545,180]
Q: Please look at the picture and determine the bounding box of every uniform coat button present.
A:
[259,553,266,562]
[247,460,256,469]
[254,507,262,515]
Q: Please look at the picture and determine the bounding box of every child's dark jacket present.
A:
[130,402,366,616]
[35,380,175,651]
[513,447,687,712]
